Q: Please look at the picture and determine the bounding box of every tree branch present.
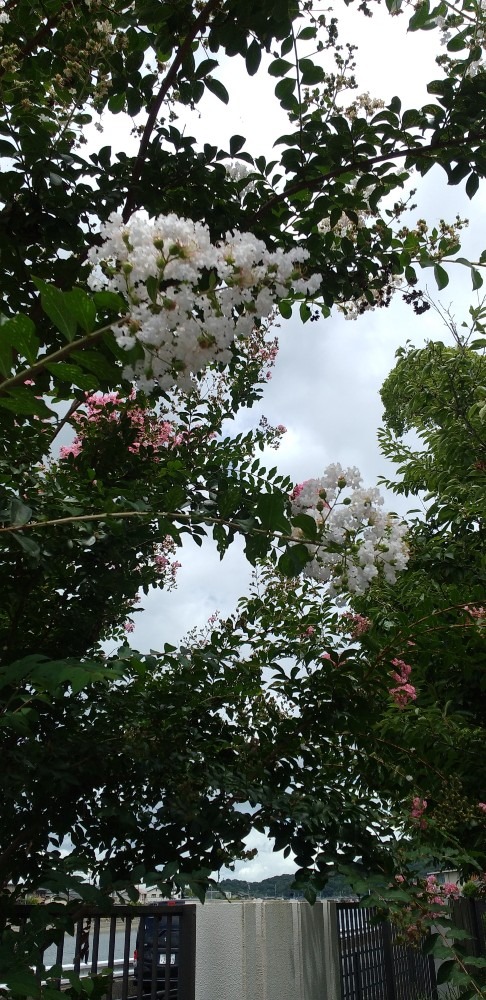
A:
[48,398,84,448]
[0,322,122,396]
[0,508,288,539]
[249,131,486,223]
[121,0,222,224]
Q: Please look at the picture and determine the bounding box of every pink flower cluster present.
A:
[303,626,316,637]
[479,802,486,813]
[389,657,417,708]
[391,872,460,945]
[340,611,371,638]
[59,392,183,461]
[464,604,486,633]
[290,481,331,507]
[59,440,82,459]
[424,874,460,904]
[290,482,304,501]
[153,540,181,590]
[464,604,486,619]
[245,331,280,381]
[410,796,427,830]
[442,882,461,898]
[257,415,287,450]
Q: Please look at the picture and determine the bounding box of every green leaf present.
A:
[93,291,125,313]
[183,876,207,904]
[0,314,39,375]
[46,361,98,390]
[434,263,449,290]
[279,300,292,319]
[9,497,32,526]
[291,513,318,540]
[408,0,430,30]
[472,268,483,290]
[297,26,317,40]
[448,161,470,185]
[268,59,293,77]
[0,139,18,156]
[6,970,41,997]
[229,134,246,156]
[108,91,126,113]
[466,172,480,200]
[280,36,293,56]
[422,933,441,956]
[12,532,41,558]
[0,388,53,417]
[145,275,159,305]
[256,492,290,532]
[205,77,229,104]
[447,30,468,51]
[275,77,296,101]
[402,108,422,129]
[278,543,311,576]
[32,278,78,342]
[75,350,121,381]
[299,58,324,85]
[196,58,219,78]
[303,885,317,904]
[64,288,97,332]
[436,960,456,985]
[245,39,261,76]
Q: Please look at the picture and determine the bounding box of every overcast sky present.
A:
[96,6,485,881]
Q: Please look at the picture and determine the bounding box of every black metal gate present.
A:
[336,902,437,1000]
[452,897,486,987]
[10,902,196,1000]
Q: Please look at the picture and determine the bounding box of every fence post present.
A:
[381,919,397,1000]
[178,902,196,1000]
[321,900,341,1000]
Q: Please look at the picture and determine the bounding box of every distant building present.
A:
[426,869,461,885]
[135,885,174,904]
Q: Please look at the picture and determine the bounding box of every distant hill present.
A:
[213,872,354,899]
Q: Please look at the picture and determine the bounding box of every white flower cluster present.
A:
[95,19,113,36]
[87,212,320,393]
[434,11,486,76]
[290,463,408,601]
[224,160,256,199]
[319,212,368,241]
[318,182,374,243]
[337,274,403,321]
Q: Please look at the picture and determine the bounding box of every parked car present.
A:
[133,903,181,996]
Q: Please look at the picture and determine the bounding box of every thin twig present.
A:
[291,25,305,169]
[121,0,221,223]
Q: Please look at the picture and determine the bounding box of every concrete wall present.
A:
[195,900,340,1000]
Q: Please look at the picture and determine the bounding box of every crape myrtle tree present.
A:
[212,323,486,993]
[1,0,486,991]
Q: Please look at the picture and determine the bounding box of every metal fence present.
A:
[336,902,437,1000]
[10,903,196,1000]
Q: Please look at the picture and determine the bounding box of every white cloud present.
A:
[219,829,297,883]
